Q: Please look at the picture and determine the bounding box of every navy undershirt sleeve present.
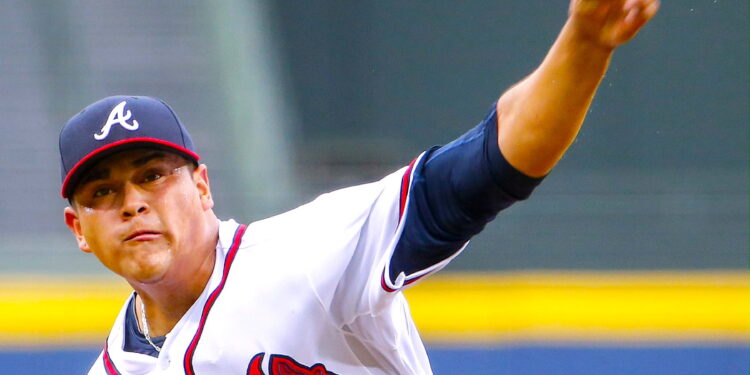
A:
[388,104,545,282]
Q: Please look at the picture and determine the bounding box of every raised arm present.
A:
[383,0,659,288]
[497,0,659,177]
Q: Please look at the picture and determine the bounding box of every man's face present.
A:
[64,148,213,284]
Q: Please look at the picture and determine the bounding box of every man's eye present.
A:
[93,188,113,198]
[144,173,163,183]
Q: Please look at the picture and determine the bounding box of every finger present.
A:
[624,5,641,24]
[642,0,660,21]
[618,0,657,41]
[628,0,659,27]
[624,0,659,20]
[623,0,640,11]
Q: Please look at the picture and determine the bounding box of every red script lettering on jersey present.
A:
[246,353,337,375]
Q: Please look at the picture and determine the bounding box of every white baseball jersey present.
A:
[88,104,544,374]
[89,153,462,375]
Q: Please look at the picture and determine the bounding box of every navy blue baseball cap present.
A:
[59,95,200,199]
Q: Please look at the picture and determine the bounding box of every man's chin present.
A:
[123,266,169,285]
[120,256,172,285]
[120,244,173,282]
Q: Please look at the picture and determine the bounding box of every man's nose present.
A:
[120,182,149,218]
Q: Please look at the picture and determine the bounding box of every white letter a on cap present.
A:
[94,101,140,140]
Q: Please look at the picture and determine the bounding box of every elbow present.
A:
[495,104,578,178]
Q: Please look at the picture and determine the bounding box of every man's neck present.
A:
[132,217,220,337]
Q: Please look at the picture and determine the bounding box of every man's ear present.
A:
[64,206,91,253]
[193,164,214,211]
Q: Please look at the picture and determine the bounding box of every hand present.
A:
[568,0,660,48]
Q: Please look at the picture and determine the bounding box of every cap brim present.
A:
[61,137,200,199]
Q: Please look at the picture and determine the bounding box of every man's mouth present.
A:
[124,230,162,242]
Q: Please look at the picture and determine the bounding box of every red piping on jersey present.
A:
[380,269,397,293]
[183,224,248,375]
[102,339,122,375]
[380,268,430,293]
[383,157,420,292]
[398,158,418,222]
[61,137,201,198]
[403,273,428,287]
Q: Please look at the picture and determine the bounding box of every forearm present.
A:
[497,19,614,177]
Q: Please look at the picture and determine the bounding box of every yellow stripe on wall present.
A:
[0,277,131,347]
[404,271,750,344]
[0,271,748,347]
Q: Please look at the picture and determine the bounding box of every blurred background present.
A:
[0,0,747,374]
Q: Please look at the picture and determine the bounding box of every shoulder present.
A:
[243,166,409,240]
